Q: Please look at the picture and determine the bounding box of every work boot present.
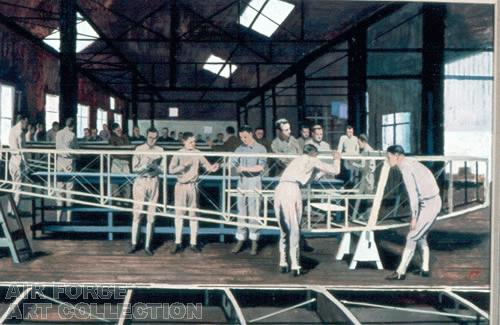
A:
[144,247,154,256]
[279,265,290,274]
[170,244,182,255]
[189,245,202,253]
[127,244,139,254]
[231,240,244,254]
[385,272,406,281]
[250,240,258,256]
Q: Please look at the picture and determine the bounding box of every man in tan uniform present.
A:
[385,145,441,280]
[351,134,376,220]
[129,127,164,256]
[305,124,331,152]
[109,122,131,204]
[8,115,28,212]
[271,118,301,176]
[55,118,78,222]
[274,144,341,276]
[169,132,219,254]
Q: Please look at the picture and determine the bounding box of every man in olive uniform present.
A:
[231,125,267,256]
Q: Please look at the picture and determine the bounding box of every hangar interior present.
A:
[0,0,494,324]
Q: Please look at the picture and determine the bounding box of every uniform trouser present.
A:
[111,159,131,201]
[174,182,198,245]
[9,155,24,209]
[56,157,74,222]
[274,182,303,270]
[397,196,442,274]
[131,176,159,248]
[235,176,261,241]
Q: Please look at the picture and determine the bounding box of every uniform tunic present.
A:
[351,144,377,219]
[396,157,441,274]
[232,142,267,241]
[271,136,301,175]
[46,129,57,142]
[169,149,212,245]
[131,144,165,248]
[55,127,78,221]
[297,137,309,153]
[274,155,340,270]
[305,138,331,152]
[109,133,131,200]
[8,122,26,207]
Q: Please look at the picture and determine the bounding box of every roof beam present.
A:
[170,0,178,88]
[238,3,406,105]
[182,4,271,63]
[76,3,165,101]
[0,10,126,100]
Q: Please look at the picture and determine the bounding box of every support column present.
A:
[260,93,266,130]
[236,104,241,129]
[169,0,178,88]
[296,67,306,125]
[131,71,138,127]
[348,28,367,134]
[59,0,78,124]
[421,4,445,155]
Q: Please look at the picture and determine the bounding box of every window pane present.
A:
[1,85,14,119]
[395,124,412,152]
[382,126,394,150]
[395,112,411,123]
[382,113,394,125]
[110,97,115,110]
[1,118,12,145]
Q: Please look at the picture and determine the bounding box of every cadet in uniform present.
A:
[55,118,78,222]
[271,118,301,176]
[109,122,131,203]
[169,132,219,254]
[305,124,331,152]
[274,144,341,276]
[8,115,28,211]
[351,134,377,220]
[297,124,311,153]
[337,125,360,185]
[129,127,164,256]
[385,145,441,280]
[46,121,59,142]
[231,125,267,256]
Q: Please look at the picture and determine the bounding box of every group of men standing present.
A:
[6,116,441,280]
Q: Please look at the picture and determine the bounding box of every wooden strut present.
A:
[0,148,489,234]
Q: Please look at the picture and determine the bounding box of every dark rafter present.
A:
[170,0,178,88]
[238,3,406,106]
[181,4,271,63]
[0,10,127,100]
[76,3,166,101]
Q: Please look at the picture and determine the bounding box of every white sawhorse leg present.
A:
[336,233,353,260]
[349,231,383,270]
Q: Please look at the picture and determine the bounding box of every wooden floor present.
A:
[0,207,490,288]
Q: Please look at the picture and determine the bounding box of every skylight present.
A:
[239,0,295,37]
[203,54,238,79]
[43,13,100,53]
